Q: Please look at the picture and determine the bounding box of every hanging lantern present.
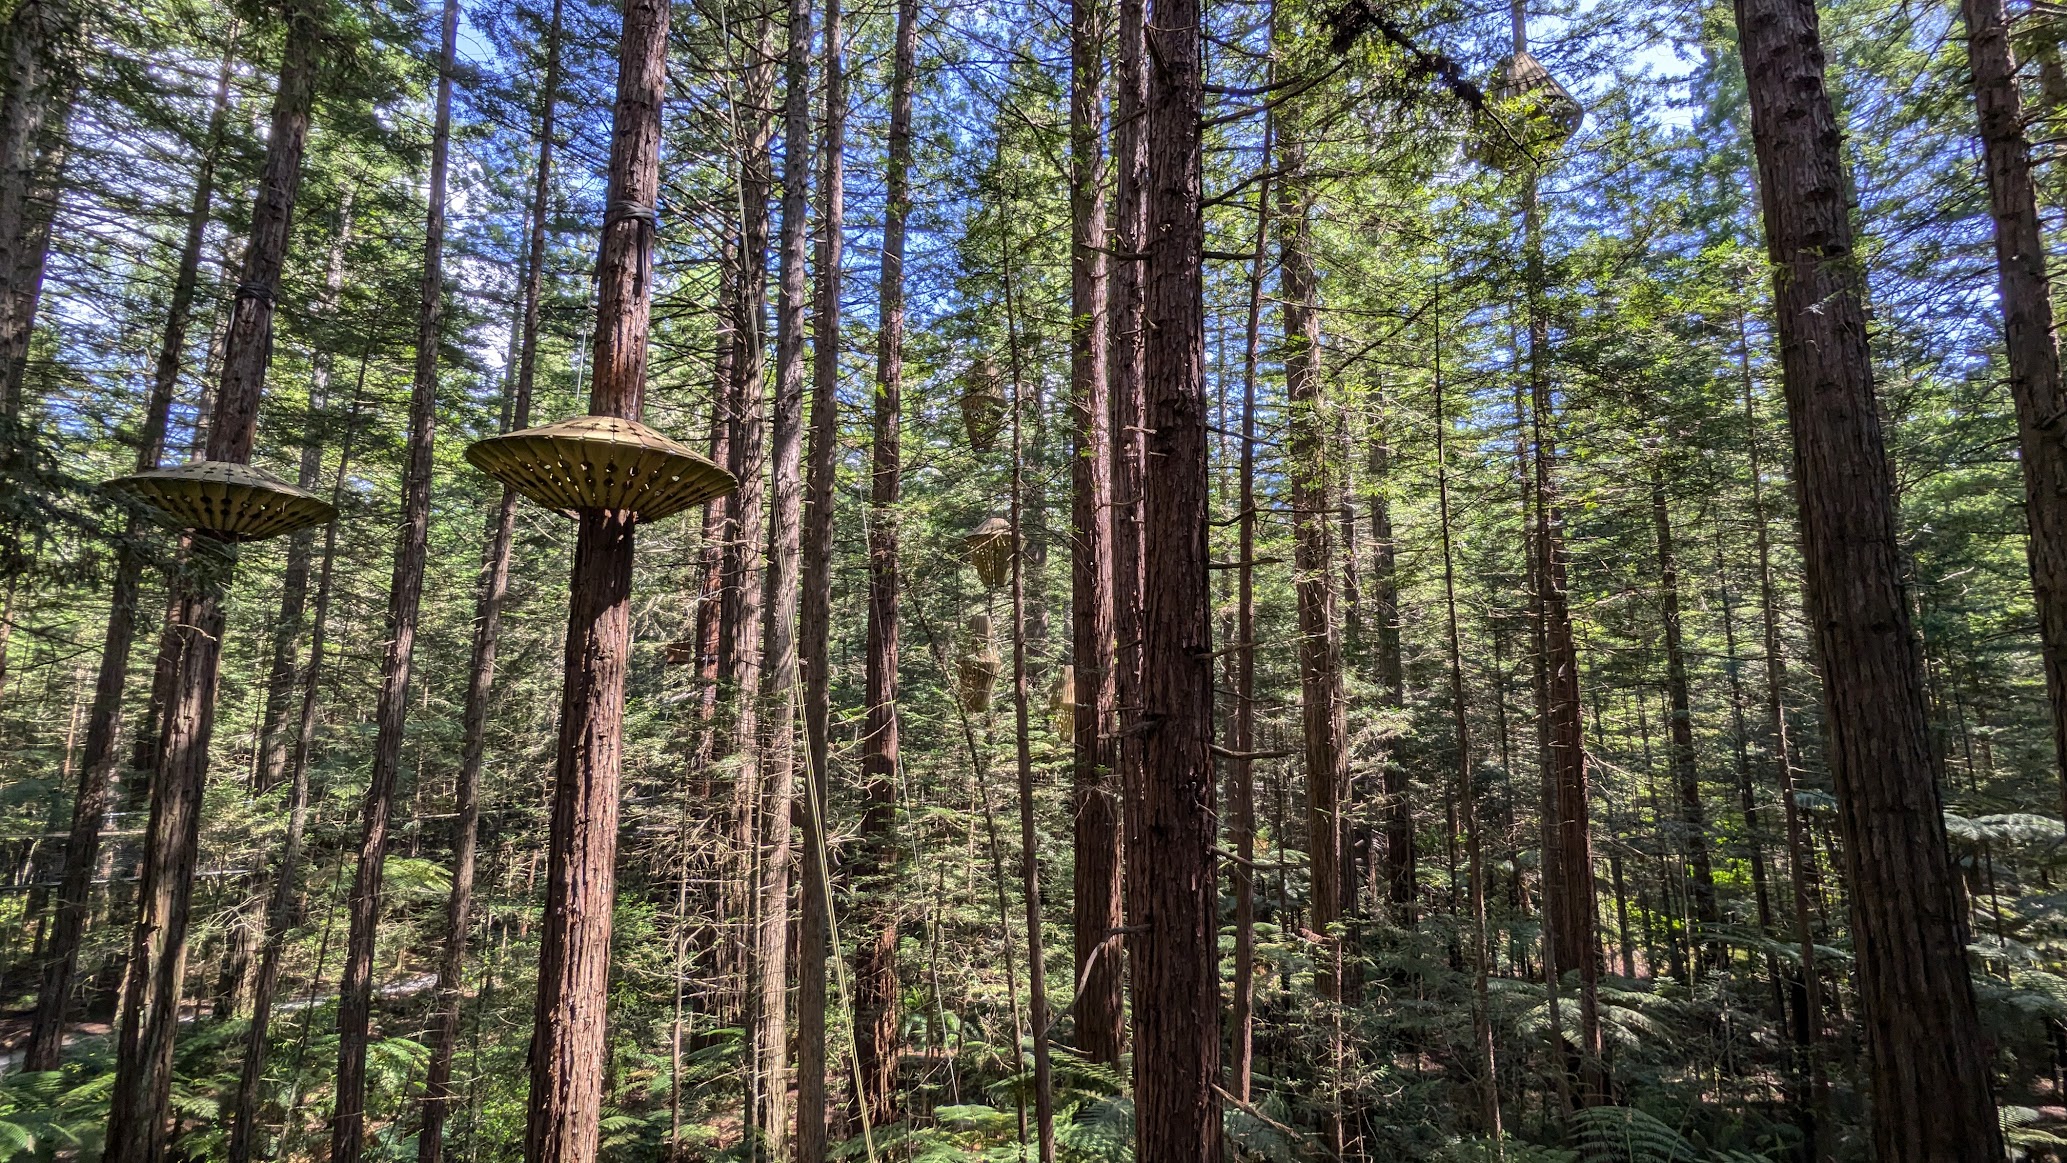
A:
[964,515,1013,590]
[662,640,698,665]
[1050,664,1075,743]
[957,612,1001,712]
[108,460,336,541]
[464,415,737,522]
[961,355,1005,452]
[1469,51,1584,171]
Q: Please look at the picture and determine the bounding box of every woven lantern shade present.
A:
[961,355,1005,453]
[964,516,1013,590]
[1050,664,1075,743]
[464,415,737,523]
[1469,51,1584,171]
[108,460,336,541]
[662,640,699,665]
[957,613,1001,712]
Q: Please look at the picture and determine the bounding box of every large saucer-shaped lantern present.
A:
[465,415,736,523]
[964,515,1013,590]
[1469,50,1584,171]
[108,460,336,541]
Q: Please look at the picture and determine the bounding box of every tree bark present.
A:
[852,0,917,1128]
[1732,0,2005,1153]
[753,0,812,1143]
[0,0,76,425]
[1128,0,1222,1154]
[23,35,233,1072]
[418,6,562,1158]
[1652,473,1720,968]
[1109,0,1146,916]
[1067,0,1121,1069]
[795,0,842,1151]
[524,3,669,1160]
[330,7,457,1156]
[105,6,320,1156]
[1959,0,2067,815]
[1368,437,1413,922]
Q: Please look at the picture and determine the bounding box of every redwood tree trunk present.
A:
[853,0,917,1126]
[1959,0,2067,815]
[1067,0,1120,1068]
[754,0,812,1140]
[1369,437,1413,920]
[524,3,669,1160]
[331,8,457,1155]
[1128,0,1221,1154]
[1653,474,1720,968]
[22,37,232,1072]
[795,0,842,1151]
[0,0,76,424]
[104,6,319,1156]
[418,5,562,1158]
[1732,0,2005,1153]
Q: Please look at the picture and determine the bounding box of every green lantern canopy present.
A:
[108,460,336,541]
[1470,50,1584,171]
[465,415,736,522]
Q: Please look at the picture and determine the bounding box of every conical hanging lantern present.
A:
[464,415,737,523]
[108,460,336,541]
[1469,50,1584,171]
[960,355,1005,453]
[957,612,1001,712]
[1050,664,1075,743]
[964,515,1013,590]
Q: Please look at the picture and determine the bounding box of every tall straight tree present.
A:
[23,34,235,1072]
[1109,0,1146,891]
[754,0,813,1140]
[853,0,918,1127]
[104,5,322,1159]
[0,0,76,424]
[1731,0,2005,1155]
[331,6,459,1157]
[418,4,564,1158]
[1652,473,1719,965]
[1066,0,1120,1068]
[1958,0,2067,811]
[795,0,844,1149]
[1129,0,1220,1152]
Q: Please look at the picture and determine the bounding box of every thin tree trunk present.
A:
[1652,473,1719,968]
[1959,0,2067,815]
[1732,0,2005,1152]
[1368,436,1412,922]
[1130,0,1221,1152]
[418,6,562,1158]
[1108,0,1147,925]
[331,8,457,1155]
[753,0,813,1144]
[794,0,843,1150]
[1276,136,1347,995]
[1228,111,1272,1104]
[227,370,364,1163]
[106,6,320,1155]
[1067,0,1120,1068]
[524,3,670,1159]
[852,0,917,1127]
[22,36,234,1072]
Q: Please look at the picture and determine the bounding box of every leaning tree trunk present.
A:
[330,7,456,1157]
[1128,0,1221,1154]
[1959,0,2067,818]
[1067,0,1121,1069]
[417,5,562,1159]
[754,0,813,1141]
[105,5,320,1156]
[851,0,917,1129]
[1652,473,1720,970]
[1732,0,2006,1154]
[22,37,233,1073]
[523,2,670,1160]
[794,0,842,1151]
